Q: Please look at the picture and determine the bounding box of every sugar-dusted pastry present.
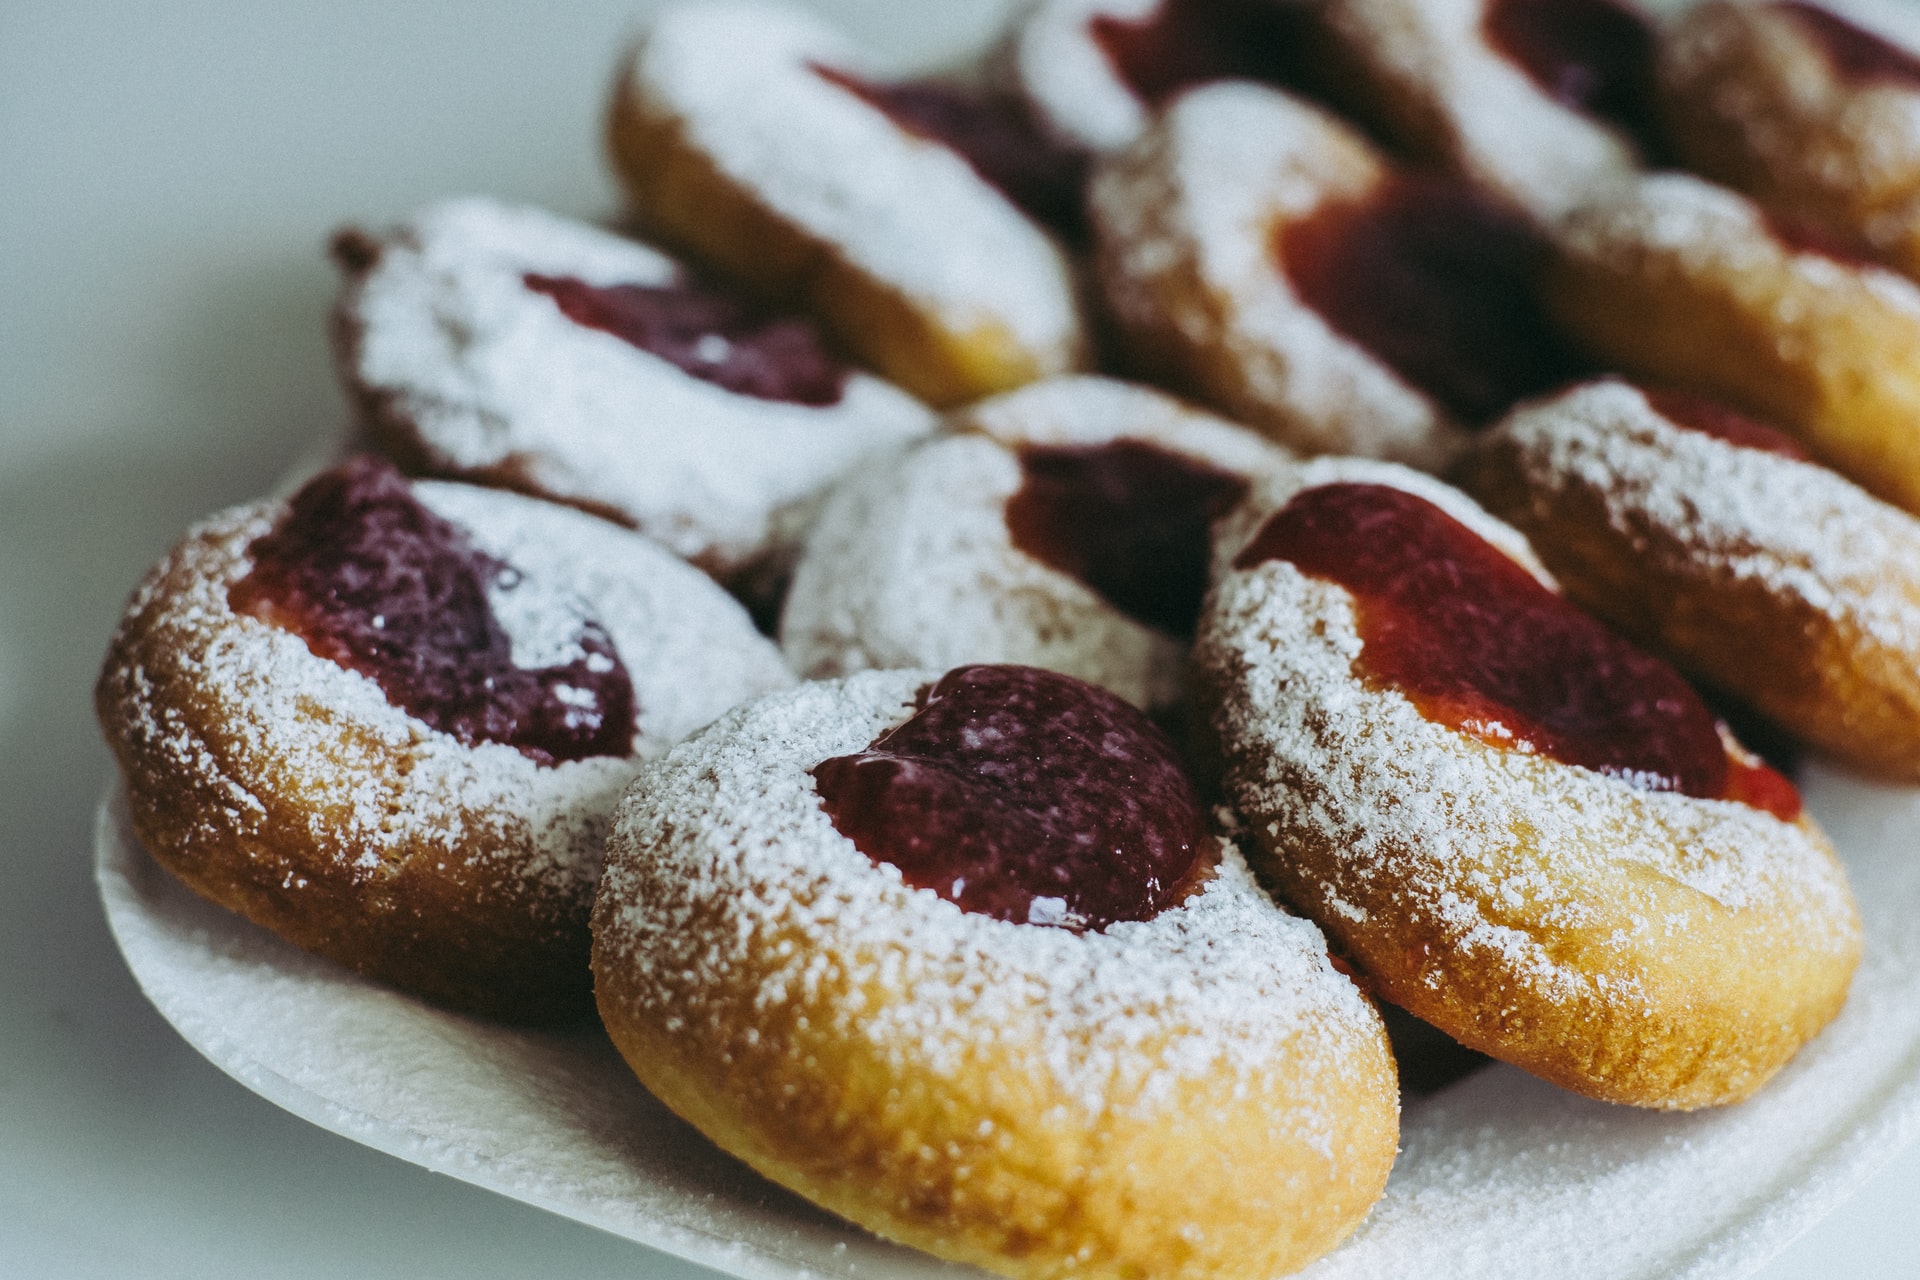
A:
[608,1,1089,407]
[779,375,1290,713]
[96,457,792,1021]
[1543,170,1920,517]
[330,198,934,589]
[1660,0,1920,281]
[1194,457,1861,1108]
[1091,82,1585,469]
[593,664,1399,1280]
[1460,377,1920,782]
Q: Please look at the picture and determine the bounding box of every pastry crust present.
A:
[96,475,791,1021]
[591,671,1399,1280]
[1194,457,1862,1109]
[1461,378,1920,782]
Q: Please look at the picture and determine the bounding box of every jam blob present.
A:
[1778,1,1920,89]
[1090,0,1321,106]
[811,66,1090,242]
[1278,174,1589,425]
[1004,439,1250,637]
[1482,0,1664,156]
[1233,482,1800,819]
[1641,386,1813,461]
[523,273,847,407]
[811,664,1208,930]
[229,456,635,766]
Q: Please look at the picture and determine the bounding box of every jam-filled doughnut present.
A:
[591,664,1398,1280]
[779,375,1290,714]
[330,197,934,588]
[1544,171,1920,518]
[1090,82,1586,469]
[607,1,1089,408]
[1459,377,1920,783]
[95,457,792,1021]
[1193,457,1862,1108]
[1305,0,1664,220]
[1660,0,1920,281]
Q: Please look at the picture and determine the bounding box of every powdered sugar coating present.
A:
[332,197,934,579]
[623,3,1084,372]
[779,376,1292,712]
[1319,0,1645,220]
[1007,0,1164,152]
[1089,83,1471,468]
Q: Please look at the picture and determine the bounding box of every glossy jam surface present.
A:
[1278,174,1588,425]
[1233,482,1801,819]
[523,273,847,406]
[1642,387,1813,461]
[229,457,635,766]
[812,66,1089,240]
[812,665,1208,930]
[1091,0,1319,105]
[1005,439,1250,637]
[1780,1,1920,89]
[1483,0,1663,153]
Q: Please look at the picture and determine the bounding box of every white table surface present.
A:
[4,1,1917,1276]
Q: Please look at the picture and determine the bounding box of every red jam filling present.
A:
[523,273,847,407]
[1778,1,1920,89]
[811,664,1208,930]
[1004,439,1250,637]
[1232,482,1801,819]
[811,66,1090,242]
[1482,0,1664,155]
[228,456,635,766]
[1278,174,1589,426]
[1090,0,1320,106]
[1640,387,1813,461]
[1756,208,1883,270]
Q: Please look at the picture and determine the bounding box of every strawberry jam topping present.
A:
[1005,439,1250,637]
[1778,1,1920,89]
[1278,174,1589,425]
[1641,387,1813,461]
[1483,0,1663,155]
[1233,482,1800,819]
[1090,0,1320,106]
[812,67,1090,241]
[229,457,635,766]
[523,273,847,406]
[812,664,1208,930]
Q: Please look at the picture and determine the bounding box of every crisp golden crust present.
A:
[1461,378,1920,782]
[1660,0,1920,281]
[1195,457,1863,1109]
[96,483,792,1022]
[591,673,1399,1280]
[1090,82,1470,468]
[606,3,1086,408]
[1544,171,1920,519]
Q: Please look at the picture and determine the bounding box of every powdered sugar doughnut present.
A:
[1090,82,1585,469]
[1660,0,1920,281]
[1543,171,1920,518]
[1305,0,1663,220]
[591,665,1398,1280]
[331,198,934,587]
[1460,378,1920,782]
[95,457,792,1021]
[1194,457,1861,1108]
[608,2,1088,408]
[779,375,1291,713]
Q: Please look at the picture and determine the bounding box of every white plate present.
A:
[96,762,1920,1280]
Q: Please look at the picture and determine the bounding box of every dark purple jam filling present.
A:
[1779,1,1920,89]
[811,664,1208,931]
[1277,173,1590,426]
[1640,386,1813,461]
[228,456,635,766]
[1482,0,1665,156]
[1090,0,1323,105]
[1004,439,1249,637]
[811,66,1090,242]
[523,273,848,407]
